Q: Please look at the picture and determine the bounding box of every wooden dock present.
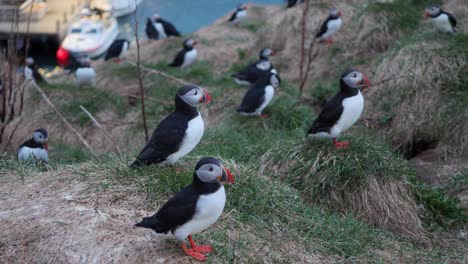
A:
[0,0,88,40]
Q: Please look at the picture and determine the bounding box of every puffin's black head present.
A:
[183,39,198,50]
[341,69,371,90]
[259,48,275,60]
[194,157,234,185]
[237,4,247,11]
[424,5,441,18]
[329,7,342,18]
[33,128,48,149]
[176,85,211,107]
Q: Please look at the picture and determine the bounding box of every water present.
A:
[32,0,285,68]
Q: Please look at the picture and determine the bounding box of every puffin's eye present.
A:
[353,74,357,78]
[209,167,213,172]
[195,91,198,95]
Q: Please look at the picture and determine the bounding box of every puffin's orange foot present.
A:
[260,113,269,118]
[176,168,184,173]
[188,235,213,253]
[333,139,349,149]
[181,243,207,261]
[325,38,333,47]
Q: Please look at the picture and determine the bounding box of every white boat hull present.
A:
[111,0,142,17]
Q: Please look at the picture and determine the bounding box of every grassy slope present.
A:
[2,1,467,263]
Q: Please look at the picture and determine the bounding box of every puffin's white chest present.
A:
[166,114,204,164]
[18,146,48,163]
[155,22,167,39]
[256,86,275,115]
[121,41,129,56]
[182,49,197,68]
[322,18,342,39]
[173,186,226,241]
[24,66,33,80]
[75,67,96,87]
[431,14,454,33]
[330,92,364,137]
[232,10,247,24]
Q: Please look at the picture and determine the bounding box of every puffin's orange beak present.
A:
[223,167,235,184]
[424,11,429,19]
[359,74,371,89]
[201,89,211,104]
[44,140,48,150]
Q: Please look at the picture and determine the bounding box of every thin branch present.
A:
[298,37,317,97]
[31,82,96,156]
[79,105,122,155]
[133,0,149,141]
[2,116,22,152]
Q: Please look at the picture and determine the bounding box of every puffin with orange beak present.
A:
[316,7,342,46]
[18,128,49,164]
[169,38,198,68]
[307,69,371,149]
[130,85,211,168]
[136,157,234,262]
[424,5,457,33]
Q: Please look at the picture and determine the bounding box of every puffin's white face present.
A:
[152,13,160,20]
[342,71,370,89]
[269,74,280,88]
[196,163,234,184]
[179,87,211,107]
[183,39,197,49]
[330,8,341,18]
[425,6,441,18]
[260,48,274,59]
[33,131,47,144]
[256,60,271,71]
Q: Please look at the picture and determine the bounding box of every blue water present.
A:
[117,0,284,38]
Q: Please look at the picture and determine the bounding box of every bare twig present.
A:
[133,0,149,141]
[31,82,96,156]
[125,61,191,86]
[2,116,22,152]
[79,105,122,155]
[298,37,317,96]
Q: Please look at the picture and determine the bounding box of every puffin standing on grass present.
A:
[307,69,371,149]
[424,6,457,33]
[151,14,181,39]
[229,4,247,25]
[135,157,234,261]
[145,17,159,40]
[237,71,281,117]
[24,57,47,84]
[316,8,342,46]
[105,39,130,62]
[232,48,277,86]
[169,39,198,68]
[130,85,211,168]
[18,128,48,164]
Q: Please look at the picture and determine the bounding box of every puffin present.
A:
[307,69,371,149]
[145,17,159,40]
[237,71,281,117]
[104,39,130,62]
[228,4,247,25]
[24,57,47,84]
[424,6,457,33]
[75,59,96,88]
[151,14,181,39]
[232,48,277,86]
[168,39,198,68]
[316,8,342,46]
[287,0,303,8]
[130,85,211,168]
[18,128,48,163]
[135,157,234,261]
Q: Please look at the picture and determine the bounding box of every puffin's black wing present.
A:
[145,19,159,39]
[168,49,185,67]
[130,112,189,168]
[135,185,198,233]
[237,86,265,113]
[233,60,273,84]
[316,16,332,38]
[159,19,181,36]
[287,0,298,8]
[228,11,238,22]
[444,11,457,28]
[308,94,344,134]
[105,39,125,61]
[19,138,42,149]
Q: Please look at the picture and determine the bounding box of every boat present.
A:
[57,8,119,62]
[110,0,142,17]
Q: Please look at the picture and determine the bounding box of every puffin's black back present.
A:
[233,59,273,84]
[308,70,359,134]
[104,39,128,61]
[135,157,222,233]
[130,88,199,168]
[145,18,158,39]
[157,18,181,36]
